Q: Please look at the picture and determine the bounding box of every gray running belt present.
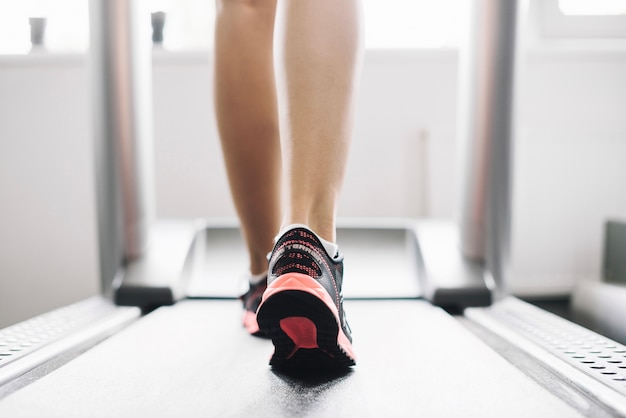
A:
[0,300,582,417]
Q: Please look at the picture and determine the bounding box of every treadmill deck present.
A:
[0,299,580,417]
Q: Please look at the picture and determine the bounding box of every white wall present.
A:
[150,50,459,220]
[151,48,626,296]
[511,49,626,294]
[1,46,625,327]
[0,55,100,328]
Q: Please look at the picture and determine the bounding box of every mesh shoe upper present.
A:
[239,278,267,337]
[239,279,266,314]
[267,227,352,343]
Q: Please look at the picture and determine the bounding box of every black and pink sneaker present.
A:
[256,227,356,369]
[239,278,267,337]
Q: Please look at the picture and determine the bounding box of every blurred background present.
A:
[1,0,625,327]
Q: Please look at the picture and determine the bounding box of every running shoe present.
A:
[239,278,267,337]
[256,227,356,369]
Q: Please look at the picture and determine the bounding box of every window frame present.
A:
[539,0,626,39]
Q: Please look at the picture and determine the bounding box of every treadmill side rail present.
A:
[114,220,202,311]
[0,297,139,391]
[466,297,626,417]
[414,220,493,309]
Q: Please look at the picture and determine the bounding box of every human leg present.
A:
[276,0,363,243]
[257,0,363,368]
[214,0,281,276]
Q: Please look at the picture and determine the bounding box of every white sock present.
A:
[279,224,339,258]
[319,236,339,258]
[249,271,267,285]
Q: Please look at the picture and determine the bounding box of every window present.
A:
[157,0,467,50]
[0,0,465,54]
[0,0,89,54]
[558,0,626,16]
[143,0,214,51]
[363,0,465,49]
[540,0,626,39]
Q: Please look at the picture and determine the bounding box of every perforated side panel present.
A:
[470,298,626,396]
[0,297,118,368]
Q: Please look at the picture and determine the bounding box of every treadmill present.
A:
[1,0,625,416]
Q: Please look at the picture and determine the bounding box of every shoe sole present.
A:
[256,273,356,370]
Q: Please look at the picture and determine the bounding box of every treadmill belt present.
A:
[0,300,580,417]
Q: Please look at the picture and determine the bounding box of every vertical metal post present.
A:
[458,0,518,293]
[90,0,155,295]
